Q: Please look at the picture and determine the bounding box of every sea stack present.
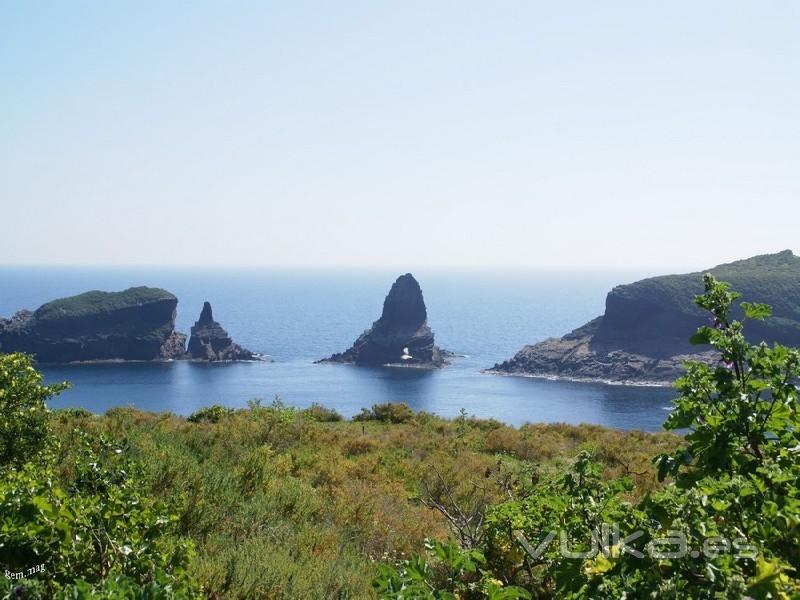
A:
[0,287,184,362]
[490,250,800,385]
[318,273,445,368]
[186,302,255,361]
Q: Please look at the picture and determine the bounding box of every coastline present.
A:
[482,368,673,388]
[315,359,444,370]
[34,355,270,366]
[316,349,462,370]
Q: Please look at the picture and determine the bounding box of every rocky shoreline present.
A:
[30,355,269,366]
[483,368,676,388]
[490,251,800,384]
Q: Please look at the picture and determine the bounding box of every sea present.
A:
[0,266,678,431]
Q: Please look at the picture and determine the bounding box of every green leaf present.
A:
[584,552,615,575]
[741,302,772,320]
[690,327,714,346]
[747,557,788,599]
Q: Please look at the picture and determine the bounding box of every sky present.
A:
[1,1,798,269]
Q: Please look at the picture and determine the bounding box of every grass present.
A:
[50,403,679,599]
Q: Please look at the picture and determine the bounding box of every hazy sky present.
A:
[1,2,798,269]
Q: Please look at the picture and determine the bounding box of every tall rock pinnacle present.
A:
[317,273,445,367]
[197,301,214,326]
[380,273,427,329]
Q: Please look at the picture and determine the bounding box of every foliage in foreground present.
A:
[375,276,800,599]
[12,275,791,598]
[0,354,199,599]
[0,358,675,598]
[0,278,800,600]
[0,353,67,467]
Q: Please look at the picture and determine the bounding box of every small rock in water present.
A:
[187,301,256,361]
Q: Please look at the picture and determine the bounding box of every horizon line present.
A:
[0,261,699,272]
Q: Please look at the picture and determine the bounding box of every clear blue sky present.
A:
[1,1,798,269]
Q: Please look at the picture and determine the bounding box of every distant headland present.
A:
[489,250,800,385]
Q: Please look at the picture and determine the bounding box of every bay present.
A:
[0,266,676,430]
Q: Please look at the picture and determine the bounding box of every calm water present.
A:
[0,267,676,431]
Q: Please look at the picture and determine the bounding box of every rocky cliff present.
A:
[491,251,800,384]
[0,287,184,362]
[186,302,255,361]
[318,273,445,367]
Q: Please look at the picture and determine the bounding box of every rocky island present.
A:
[490,250,800,385]
[0,287,185,363]
[318,273,447,368]
[0,287,257,364]
[186,302,256,361]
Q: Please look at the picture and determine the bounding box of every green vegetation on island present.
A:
[32,287,177,323]
[0,286,182,363]
[601,249,800,346]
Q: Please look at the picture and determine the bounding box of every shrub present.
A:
[187,404,234,423]
[0,431,200,598]
[353,402,414,424]
[467,416,505,432]
[247,396,297,423]
[54,407,93,420]
[374,539,530,599]
[302,402,343,422]
[342,436,378,456]
[0,355,199,598]
[0,353,68,467]
[485,426,525,457]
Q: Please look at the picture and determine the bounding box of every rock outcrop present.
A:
[318,273,446,367]
[0,287,181,362]
[186,302,255,361]
[159,331,189,360]
[491,251,800,385]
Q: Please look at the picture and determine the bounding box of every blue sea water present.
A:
[0,267,676,431]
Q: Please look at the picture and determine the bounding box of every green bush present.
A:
[187,404,234,423]
[0,431,200,598]
[54,407,94,420]
[0,353,68,467]
[247,396,297,423]
[353,402,414,424]
[374,539,530,600]
[302,402,343,422]
[0,354,200,598]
